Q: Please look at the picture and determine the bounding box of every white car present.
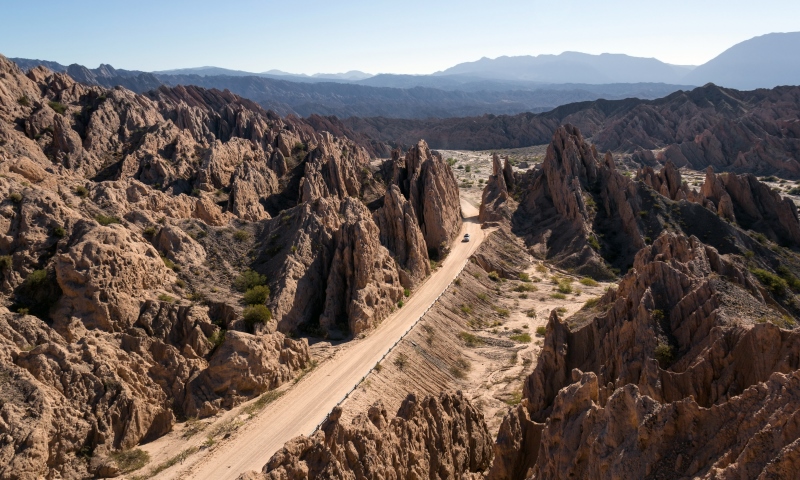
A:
[463,233,470,242]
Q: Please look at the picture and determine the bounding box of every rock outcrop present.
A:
[698,166,800,246]
[241,392,493,480]
[489,231,800,479]
[512,125,644,278]
[479,153,512,226]
[392,141,462,259]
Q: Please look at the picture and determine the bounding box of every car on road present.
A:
[463,233,470,242]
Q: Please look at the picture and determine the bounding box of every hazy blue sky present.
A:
[1,0,798,74]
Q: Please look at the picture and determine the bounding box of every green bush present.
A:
[557,280,573,294]
[110,448,150,473]
[514,283,537,292]
[48,101,67,115]
[233,230,250,242]
[751,268,788,296]
[207,329,226,351]
[460,304,473,314]
[777,266,800,292]
[25,269,47,287]
[0,255,12,271]
[403,288,410,297]
[582,297,600,309]
[74,185,88,197]
[243,285,270,305]
[8,192,22,203]
[17,95,30,107]
[510,333,532,343]
[158,294,175,303]
[535,326,547,336]
[95,214,120,226]
[493,306,510,317]
[518,272,531,282]
[143,226,157,236]
[488,271,500,282]
[458,331,483,347]
[654,342,674,367]
[465,165,471,173]
[161,255,178,271]
[397,300,404,308]
[550,292,567,300]
[587,235,600,251]
[393,353,407,370]
[243,305,272,327]
[579,277,598,287]
[234,269,267,292]
[52,226,66,238]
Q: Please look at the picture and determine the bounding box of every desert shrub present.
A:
[48,101,67,115]
[243,305,272,327]
[465,165,471,173]
[458,331,483,347]
[454,278,462,286]
[95,214,120,226]
[514,283,537,292]
[488,271,500,282]
[535,264,547,273]
[397,300,404,308]
[143,226,157,236]
[449,358,471,379]
[52,226,66,238]
[8,192,22,203]
[582,297,600,309]
[446,157,457,166]
[510,332,531,343]
[526,309,536,318]
[550,292,567,300]
[17,95,30,107]
[243,285,270,305]
[158,294,175,303]
[161,255,177,271]
[654,342,674,367]
[234,269,266,292]
[374,362,382,372]
[493,306,510,317]
[404,288,410,297]
[0,255,12,271]
[393,353,407,370]
[579,277,598,287]
[460,304,473,314]
[518,272,531,282]
[587,235,600,251]
[74,185,88,197]
[207,329,226,351]
[233,229,250,242]
[174,279,186,289]
[777,266,800,292]
[110,449,150,473]
[557,280,573,294]
[751,268,788,296]
[477,293,488,301]
[535,326,547,336]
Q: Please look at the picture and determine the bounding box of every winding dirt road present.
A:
[151,199,485,480]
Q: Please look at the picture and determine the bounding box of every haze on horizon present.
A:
[1,0,799,75]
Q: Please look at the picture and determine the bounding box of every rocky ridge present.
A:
[0,53,463,478]
[239,392,493,480]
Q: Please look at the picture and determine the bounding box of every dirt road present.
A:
[156,199,484,480]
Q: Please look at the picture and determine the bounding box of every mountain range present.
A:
[9,32,799,119]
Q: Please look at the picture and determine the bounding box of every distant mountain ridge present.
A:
[434,52,695,84]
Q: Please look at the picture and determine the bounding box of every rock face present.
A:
[638,162,800,248]
[0,54,480,477]
[489,231,800,479]
[392,141,462,259]
[479,153,512,226]
[699,166,800,246]
[241,392,493,480]
[512,125,645,278]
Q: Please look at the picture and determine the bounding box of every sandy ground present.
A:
[132,199,485,480]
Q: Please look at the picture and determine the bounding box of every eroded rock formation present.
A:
[241,392,493,480]
[489,232,800,479]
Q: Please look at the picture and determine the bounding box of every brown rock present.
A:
[243,392,493,480]
[373,185,430,288]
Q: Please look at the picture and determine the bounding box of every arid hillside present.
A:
[0,54,464,478]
